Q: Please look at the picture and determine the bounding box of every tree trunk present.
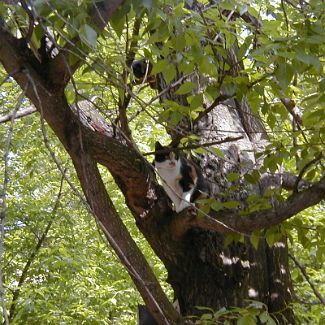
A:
[144,57,295,322]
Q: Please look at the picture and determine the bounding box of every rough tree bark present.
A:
[1,1,325,324]
[149,84,295,322]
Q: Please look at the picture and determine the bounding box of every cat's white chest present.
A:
[155,159,194,212]
[155,160,183,204]
[155,161,181,190]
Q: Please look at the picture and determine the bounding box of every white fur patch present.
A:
[155,158,192,212]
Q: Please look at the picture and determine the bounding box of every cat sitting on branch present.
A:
[153,141,209,213]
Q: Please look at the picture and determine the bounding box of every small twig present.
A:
[289,253,325,306]
[20,0,34,44]
[0,70,21,88]
[281,0,290,32]
[128,70,194,112]
[283,0,300,9]
[293,153,323,193]
[194,93,233,124]
[280,98,303,125]
[279,97,309,144]
[1,85,28,325]
[117,15,142,142]
[294,299,323,305]
[143,136,244,156]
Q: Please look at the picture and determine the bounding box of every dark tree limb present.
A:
[70,151,181,325]
[206,174,325,233]
[0,22,182,325]
[293,153,323,193]
[143,136,244,156]
[169,174,325,237]
[19,0,35,44]
[117,15,143,143]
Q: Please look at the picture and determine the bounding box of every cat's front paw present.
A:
[175,202,189,213]
[175,202,197,214]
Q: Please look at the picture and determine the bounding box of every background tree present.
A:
[0,0,324,324]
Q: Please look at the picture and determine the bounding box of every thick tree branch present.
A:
[69,151,181,325]
[0,106,36,123]
[50,0,126,87]
[202,175,325,234]
[170,174,325,237]
[0,11,182,325]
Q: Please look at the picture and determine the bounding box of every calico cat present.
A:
[153,141,209,213]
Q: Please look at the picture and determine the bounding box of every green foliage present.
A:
[193,301,277,324]
[0,98,170,324]
[287,207,325,324]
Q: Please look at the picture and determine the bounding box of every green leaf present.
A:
[265,227,280,247]
[227,173,240,182]
[223,201,240,209]
[244,170,260,185]
[206,86,220,100]
[79,24,97,49]
[237,314,256,325]
[163,65,177,84]
[110,8,126,37]
[296,52,321,70]
[143,0,152,11]
[224,234,235,247]
[211,200,223,212]
[152,60,168,75]
[250,231,260,250]
[175,82,196,95]
[244,174,256,184]
[212,147,225,158]
[275,61,294,89]
[319,79,325,92]
[267,317,277,325]
[238,35,253,60]
[188,94,203,110]
[201,313,213,320]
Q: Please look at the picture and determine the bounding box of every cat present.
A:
[153,141,209,213]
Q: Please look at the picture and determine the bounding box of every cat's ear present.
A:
[155,141,163,150]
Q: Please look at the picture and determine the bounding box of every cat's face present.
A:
[154,142,180,169]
